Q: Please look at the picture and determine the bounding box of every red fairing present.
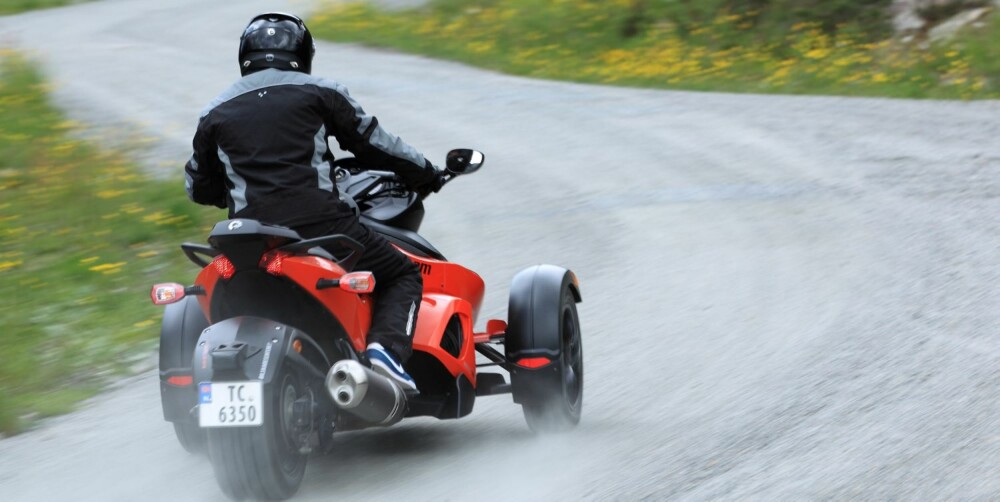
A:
[393,247,486,384]
[191,255,372,352]
[413,294,477,385]
[193,263,222,320]
[272,256,373,352]
[192,246,485,383]
[395,247,485,321]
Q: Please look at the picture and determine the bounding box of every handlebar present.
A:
[335,148,482,205]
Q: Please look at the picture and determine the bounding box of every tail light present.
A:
[259,250,293,276]
[211,255,235,279]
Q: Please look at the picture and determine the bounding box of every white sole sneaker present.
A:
[366,343,418,392]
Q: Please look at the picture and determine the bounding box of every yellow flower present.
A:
[96,189,131,199]
[89,262,126,273]
[0,260,23,273]
[142,211,168,223]
[467,41,495,54]
[805,48,830,60]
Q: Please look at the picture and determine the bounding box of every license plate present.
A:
[198,381,263,427]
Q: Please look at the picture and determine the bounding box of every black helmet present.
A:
[238,12,315,76]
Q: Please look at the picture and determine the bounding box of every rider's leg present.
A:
[295,216,422,389]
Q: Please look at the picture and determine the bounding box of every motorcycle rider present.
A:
[184,12,442,391]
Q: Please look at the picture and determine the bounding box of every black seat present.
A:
[361,218,446,261]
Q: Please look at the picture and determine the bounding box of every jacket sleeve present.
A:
[185,117,227,209]
[320,83,437,187]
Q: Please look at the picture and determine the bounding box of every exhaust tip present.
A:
[325,358,408,426]
[327,360,366,406]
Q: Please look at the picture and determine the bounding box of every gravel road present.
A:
[1,0,998,500]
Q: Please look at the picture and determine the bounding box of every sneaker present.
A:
[366,343,418,392]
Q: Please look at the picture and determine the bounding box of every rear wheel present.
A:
[173,422,206,454]
[207,370,308,500]
[520,289,583,432]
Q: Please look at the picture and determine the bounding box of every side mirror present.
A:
[445,149,485,175]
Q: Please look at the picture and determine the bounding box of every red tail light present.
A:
[212,255,235,279]
[259,250,293,276]
[515,357,552,369]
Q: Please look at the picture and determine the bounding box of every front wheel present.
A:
[506,265,584,433]
[206,370,308,500]
[521,289,583,432]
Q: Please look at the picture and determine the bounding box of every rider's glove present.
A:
[418,161,446,196]
[427,169,446,193]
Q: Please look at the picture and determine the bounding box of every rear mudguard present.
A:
[159,296,210,422]
[191,316,332,389]
[505,265,581,403]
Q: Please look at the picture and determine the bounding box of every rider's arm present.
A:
[319,83,438,188]
[185,119,227,209]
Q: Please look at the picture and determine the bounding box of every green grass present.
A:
[0,0,86,15]
[0,56,216,435]
[309,0,999,99]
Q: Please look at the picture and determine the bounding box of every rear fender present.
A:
[191,316,331,387]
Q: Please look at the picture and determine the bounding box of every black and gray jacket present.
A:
[185,68,437,227]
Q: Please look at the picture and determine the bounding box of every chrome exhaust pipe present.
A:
[325,359,407,426]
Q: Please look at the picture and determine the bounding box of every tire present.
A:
[173,421,206,455]
[520,288,583,432]
[506,265,584,433]
[206,369,308,501]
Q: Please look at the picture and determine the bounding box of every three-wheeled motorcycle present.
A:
[152,149,583,500]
